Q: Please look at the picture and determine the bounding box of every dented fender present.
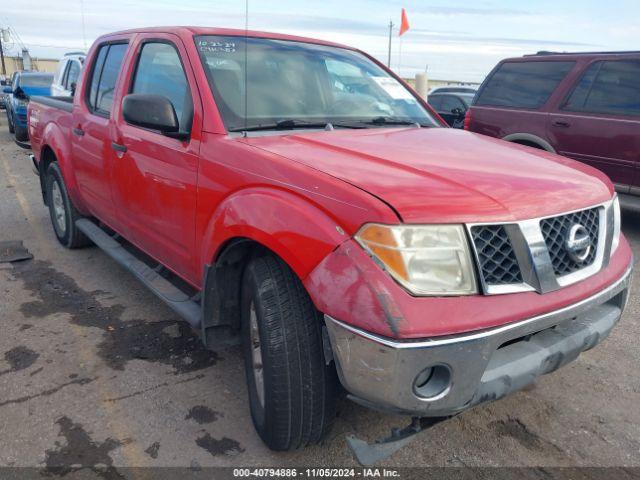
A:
[200,187,349,281]
[304,239,407,338]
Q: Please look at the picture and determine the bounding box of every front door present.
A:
[547,59,640,189]
[112,34,202,284]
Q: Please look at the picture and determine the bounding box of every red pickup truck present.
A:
[28,27,632,458]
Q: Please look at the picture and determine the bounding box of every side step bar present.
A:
[76,219,201,328]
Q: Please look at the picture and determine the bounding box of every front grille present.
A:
[470,225,523,285]
[540,208,600,276]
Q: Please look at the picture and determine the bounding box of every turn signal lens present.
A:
[355,224,478,296]
[611,196,621,255]
[357,224,409,282]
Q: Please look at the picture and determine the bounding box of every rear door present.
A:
[112,33,202,284]
[470,60,575,141]
[71,41,129,229]
[547,59,640,189]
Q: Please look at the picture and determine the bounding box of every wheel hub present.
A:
[51,181,67,236]
[249,302,265,408]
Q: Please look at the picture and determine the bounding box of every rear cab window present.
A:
[562,59,640,117]
[476,61,575,109]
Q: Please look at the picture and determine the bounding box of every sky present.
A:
[3,0,640,82]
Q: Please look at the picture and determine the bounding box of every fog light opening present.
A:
[413,364,451,400]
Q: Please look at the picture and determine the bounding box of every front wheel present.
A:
[7,111,14,133]
[241,255,337,451]
[14,124,28,142]
[45,162,91,249]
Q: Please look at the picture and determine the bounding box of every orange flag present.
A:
[399,8,410,36]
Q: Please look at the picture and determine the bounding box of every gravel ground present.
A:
[0,123,638,474]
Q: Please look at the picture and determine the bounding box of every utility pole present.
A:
[387,20,394,67]
[0,29,6,77]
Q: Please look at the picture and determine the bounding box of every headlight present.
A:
[611,195,621,254]
[355,223,478,296]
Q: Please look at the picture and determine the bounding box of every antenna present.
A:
[79,0,87,49]
[243,0,249,135]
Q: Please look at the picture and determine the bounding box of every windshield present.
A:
[195,35,438,131]
[19,74,53,88]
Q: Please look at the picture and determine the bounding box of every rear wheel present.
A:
[45,162,91,249]
[241,254,336,450]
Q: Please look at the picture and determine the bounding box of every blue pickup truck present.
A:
[4,71,53,142]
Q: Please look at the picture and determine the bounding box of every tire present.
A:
[7,111,14,134]
[241,254,336,451]
[15,124,28,142]
[45,162,91,249]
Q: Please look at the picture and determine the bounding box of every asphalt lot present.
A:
[0,121,639,472]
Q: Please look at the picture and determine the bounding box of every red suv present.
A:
[466,51,640,198]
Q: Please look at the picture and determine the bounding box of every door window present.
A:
[60,61,71,89]
[476,61,575,109]
[86,43,128,116]
[130,42,193,132]
[428,96,443,110]
[563,60,640,116]
[439,95,465,113]
[64,61,81,91]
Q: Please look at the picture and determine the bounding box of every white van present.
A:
[51,52,85,97]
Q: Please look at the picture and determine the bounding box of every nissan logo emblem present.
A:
[565,224,591,263]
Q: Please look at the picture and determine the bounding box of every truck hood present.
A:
[244,127,613,223]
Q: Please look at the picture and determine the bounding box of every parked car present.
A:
[430,86,477,94]
[51,52,85,96]
[4,72,20,130]
[28,28,631,458]
[428,92,475,127]
[4,71,53,142]
[0,78,8,109]
[466,51,640,199]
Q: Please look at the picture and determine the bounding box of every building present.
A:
[404,76,481,92]
[1,54,58,79]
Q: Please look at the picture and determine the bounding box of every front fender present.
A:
[201,187,349,280]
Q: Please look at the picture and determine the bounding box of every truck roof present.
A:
[102,26,353,51]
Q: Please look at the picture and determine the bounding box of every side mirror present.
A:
[122,94,179,134]
[14,87,26,99]
[3,86,12,94]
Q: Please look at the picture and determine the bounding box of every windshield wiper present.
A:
[229,119,366,133]
[360,117,425,127]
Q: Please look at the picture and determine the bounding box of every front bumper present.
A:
[325,262,632,417]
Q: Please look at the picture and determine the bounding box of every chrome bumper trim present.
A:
[324,263,632,416]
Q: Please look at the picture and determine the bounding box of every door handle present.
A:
[552,119,571,128]
[111,142,127,153]
[72,127,85,136]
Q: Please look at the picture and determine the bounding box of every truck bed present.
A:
[30,96,74,113]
